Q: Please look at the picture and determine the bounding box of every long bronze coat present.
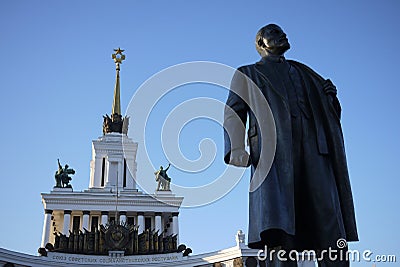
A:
[224,59,358,248]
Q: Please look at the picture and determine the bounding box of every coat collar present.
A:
[256,55,286,65]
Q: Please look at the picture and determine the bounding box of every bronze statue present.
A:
[154,164,171,191]
[54,159,75,188]
[48,225,178,255]
[103,114,129,134]
[224,24,358,266]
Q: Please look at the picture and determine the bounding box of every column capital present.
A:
[101,211,109,215]
[45,209,53,214]
[64,210,72,215]
[119,211,127,215]
[137,212,144,216]
[155,212,162,216]
[172,212,179,217]
[83,210,91,215]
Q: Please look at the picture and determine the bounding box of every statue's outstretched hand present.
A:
[229,148,250,167]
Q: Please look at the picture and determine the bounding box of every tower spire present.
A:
[102,48,129,135]
[111,48,125,115]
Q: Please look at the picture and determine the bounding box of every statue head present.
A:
[255,24,290,57]
[65,164,69,169]
[160,166,163,170]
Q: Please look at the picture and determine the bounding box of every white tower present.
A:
[89,133,137,190]
[89,48,138,191]
[40,49,183,251]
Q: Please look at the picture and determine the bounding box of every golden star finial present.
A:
[114,47,124,54]
[112,47,126,64]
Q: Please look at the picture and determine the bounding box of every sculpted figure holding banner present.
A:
[54,159,75,188]
[155,163,171,191]
[224,24,358,266]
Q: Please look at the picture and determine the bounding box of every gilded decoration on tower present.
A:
[103,48,129,134]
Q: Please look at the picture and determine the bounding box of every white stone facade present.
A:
[89,133,138,190]
[40,188,183,245]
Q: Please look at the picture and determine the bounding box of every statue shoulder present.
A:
[288,60,325,82]
[231,63,259,84]
[237,63,257,74]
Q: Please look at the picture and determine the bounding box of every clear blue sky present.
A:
[0,1,399,266]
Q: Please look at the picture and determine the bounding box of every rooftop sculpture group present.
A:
[47,223,178,256]
[54,159,75,188]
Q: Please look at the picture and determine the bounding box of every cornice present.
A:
[41,191,183,210]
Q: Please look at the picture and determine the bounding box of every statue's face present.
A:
[262,24,290,56]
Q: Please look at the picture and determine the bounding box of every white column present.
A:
[63,210,72,236]
[91,146,104,188]
[125,158,137,189]
[104,160,111,188]
[89,160,95,188]
[82,211,90,231]
[101,211,108,225]
[118,160,124,188]
[41,209,53,247]
[137,212,145,233]
[90,156,103,188]
[106,157,119,188]
[155,213,162,234]
[172,212,179,243]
